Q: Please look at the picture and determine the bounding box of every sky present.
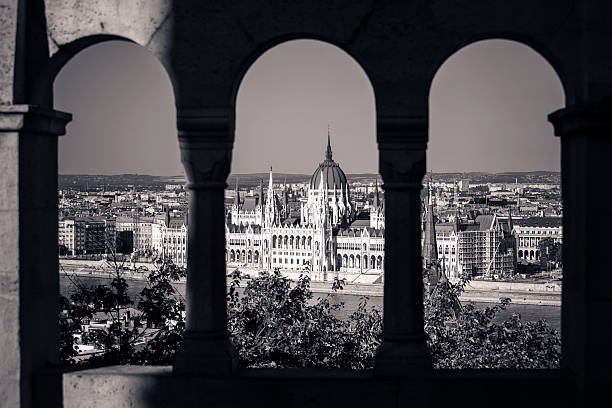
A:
[55,39,564,176]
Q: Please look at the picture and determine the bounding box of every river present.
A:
[60,273,561,332]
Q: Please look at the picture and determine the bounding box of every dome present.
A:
[309,133,348,190]
[310,160,348,190]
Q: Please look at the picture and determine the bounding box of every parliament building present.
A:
[226,134,385,281]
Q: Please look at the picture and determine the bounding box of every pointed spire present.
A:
[234,178,240,206]
[508,207,513,231]
[267,166,274,198]
[259,178,264,207]
[423,180,438,267]
[325,125,333,161]
[374,179,380,208]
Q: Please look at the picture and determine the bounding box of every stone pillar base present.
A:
[173,331,238,376]
[374,334,432,376]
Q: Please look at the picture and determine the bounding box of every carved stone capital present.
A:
[377,116,427,188]
[549,101,612,138]
[0,105,71,135]
[177,108,233,188]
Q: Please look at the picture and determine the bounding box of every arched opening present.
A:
[227,38,380,368]
[54,40,180,367]
[427,38,564,369]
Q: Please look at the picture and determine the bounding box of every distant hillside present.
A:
[59,171,560,190]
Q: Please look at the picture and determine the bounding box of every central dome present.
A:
[309,132,348,190]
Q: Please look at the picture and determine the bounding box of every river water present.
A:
[60,274,561,332]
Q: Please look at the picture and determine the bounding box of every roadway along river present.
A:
[60,273,561,332]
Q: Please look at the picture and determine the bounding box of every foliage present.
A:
[538,237,562,268]
[59,257,185,366]
[227,270,381,368]
[423,273,561,369]
[61,263,560,370]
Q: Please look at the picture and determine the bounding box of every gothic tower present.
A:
[423,182,438,268]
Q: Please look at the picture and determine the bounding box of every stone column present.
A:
[0,105,71,407]
[172,108,237,375]
[374,116,431,375]
[549,102,612,405]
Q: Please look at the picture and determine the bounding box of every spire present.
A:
[259,178,264,207]
[325,125,333,161]
[234,178,240,206]
[374,179,380,208]
[423,181,438,267]
[508,207,513,231]
[267,167,274,198]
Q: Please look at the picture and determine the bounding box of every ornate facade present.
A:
[226,134,384,280]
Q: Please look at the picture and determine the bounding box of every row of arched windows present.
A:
[518,249,540,260]
[272,234,313,250]
[337,254,383,269]
[229,249,260,264]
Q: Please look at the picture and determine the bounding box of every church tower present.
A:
[423,182,438,268]
[264,167,278,227]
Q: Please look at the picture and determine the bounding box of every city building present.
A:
[514,217,563,262]
[226,133,385,280]
[58,217,115,255]
[151,213,188,267]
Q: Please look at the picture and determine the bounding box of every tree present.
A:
[423,269,561,369]
[61,264,560,370]
[538,237,562,269]
[59,256,186,366]
[227,269,381,369]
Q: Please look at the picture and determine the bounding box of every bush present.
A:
[60,266,560,369]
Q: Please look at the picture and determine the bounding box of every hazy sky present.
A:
[55,39,563,176]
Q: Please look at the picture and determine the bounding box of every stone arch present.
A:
[377,256,382,269]
[428,39,566,156]
[36,35,139,106]
[349,254,355,268]
[230,250,235,263]
[428,37,569,103]
[247,250,252,263]
[518,250,523,258]
[356,254,361,268]
[272,235,277,248]
[254,251,259,264]
[370,255,376,269]
[231,35,375,111]
[53,39,178,178]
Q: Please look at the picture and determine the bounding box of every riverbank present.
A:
[59,271,561,331]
